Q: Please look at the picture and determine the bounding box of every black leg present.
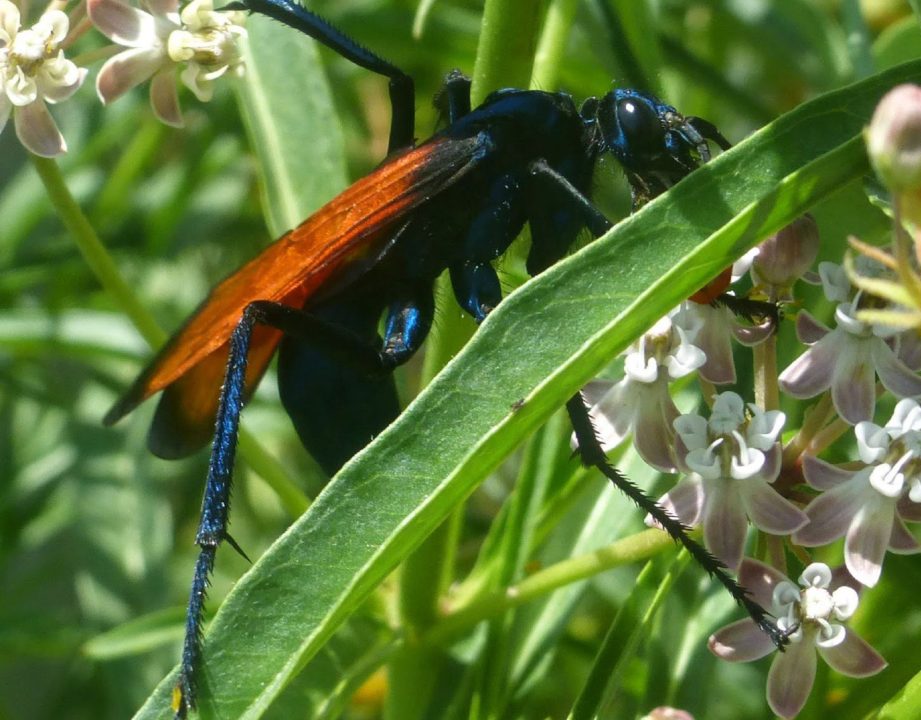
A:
[172,298,423,718]
[525,160,785,648]
[565,392,788,649]
[229,0,415,152]
[434,69,472,124]
[687,116,733,151]
[528,159,612,238]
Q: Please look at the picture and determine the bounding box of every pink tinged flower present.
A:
[651,393,807,570]
[0,0,87,156]
[678,300,772,385]
[779,260,921,424]
[795,398,921,586]
[710,560,886,720]
[90,0,245,127]
[588,312,706,473]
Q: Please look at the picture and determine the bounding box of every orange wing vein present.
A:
[105,134,484,440]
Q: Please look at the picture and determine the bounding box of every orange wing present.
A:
[105,134,485,453]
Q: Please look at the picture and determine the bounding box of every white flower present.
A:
[679,298,773,385]
[652,392,807,570]
[587,310,706,472]
[794,397,921,586]
[0,0,87,156]
[709,560,886,719]
[89,0,246,127]
[779,260,921,424]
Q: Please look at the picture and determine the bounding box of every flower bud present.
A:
[751,214,820,289]
[866,84,921,192]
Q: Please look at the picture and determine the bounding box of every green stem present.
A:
[471,0,543,103]
[530,0,578,91]
[424,528,673,646]
[32,155,310,518]
[32,155,165,347]
[570,551,690,719]
[783,392,835,465]
[391,2,546,711]
[753,333,779,411]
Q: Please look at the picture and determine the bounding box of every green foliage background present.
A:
[3,0,921,718]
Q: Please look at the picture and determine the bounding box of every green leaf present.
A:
[877,667,921,720]
[84,608,186,661]
[134,60,921,719]
[235,15,348,236]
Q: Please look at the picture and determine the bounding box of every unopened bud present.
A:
[866,84,921,192]
[752,214,820,288]
[642,708,694,720]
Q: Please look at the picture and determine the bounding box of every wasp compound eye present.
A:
[615,95,665,151]
[597,90,667,164]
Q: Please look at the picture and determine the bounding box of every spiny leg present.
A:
[526,156,786,648]
[173,295,433,717]
[566,393,787,648]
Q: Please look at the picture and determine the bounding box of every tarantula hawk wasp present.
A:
[102,0,786,714]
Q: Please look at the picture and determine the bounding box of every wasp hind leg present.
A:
[173,289,434,717]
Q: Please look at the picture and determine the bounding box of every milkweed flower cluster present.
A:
[587,85,921,718]
[709,560,886,718]
[778,258,921,423]
[795,398,921,586]
[0,0,87,155]
[587,309,705,473]
[652,391,807,571]
[0,0,245,153]
[89,0,246,126]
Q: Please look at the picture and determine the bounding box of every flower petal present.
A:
[88,0,165,47]
[632,388,679,473]
[149,67,182,127]
[708,619,775,662]
[14,101,66,156]
[898,494,921,522]
[819,632,887,677]
[733,318,774,346]
[778,333,838,399]
[898,330,921,370]
[831,339,875,424]
[844,500,894,587]
[96,46,165,104]
[697,310,736,384]
[741,480,808,535]
[888,515,920,553]
[802,454,858,491]
[703,483,748,570]
[589,378,637,453]
[654,476,704,527]
[872,338,921,399]
[794,479,867,546]
[145,0,179,15]
[796,310,829,344]
[739,558,787,607]
[767,640,816,719]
